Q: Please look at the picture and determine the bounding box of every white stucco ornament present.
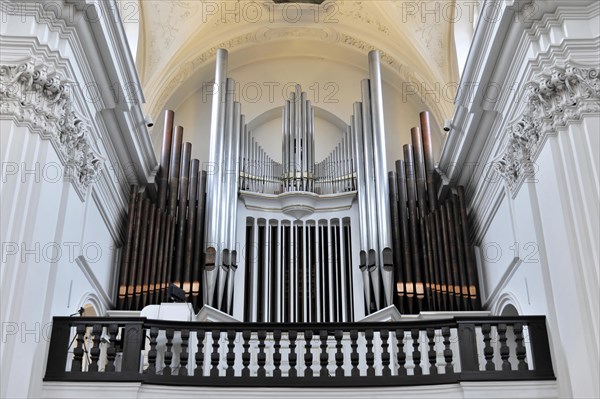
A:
[0,59,104,195]
[496,61,599,192]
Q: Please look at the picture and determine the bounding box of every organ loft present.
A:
[116,49,481,322]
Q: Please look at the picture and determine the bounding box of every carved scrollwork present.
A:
[0,59,103,195]
[495,61,600,192]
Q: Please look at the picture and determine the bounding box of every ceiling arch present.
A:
[136,1,458,139]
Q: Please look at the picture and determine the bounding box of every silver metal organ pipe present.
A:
[288,93,295,191]
[339,218,348,322]
[336,144,341,193]
[302,221,309,322]
[216,77,236,311]
[275,220,282,322]
[262,221,271,322]
[300,91,307,191]
[250,218,259,322]
[369,50,394,307]
[360,79,381,311]
[251,138,257,193]
[352,106,371,310]
[227,102,241,248]
[289,221,296,322]
[226,103,242,314]
[205,48,228,280]
[344,136,349,190]
[306,101,313,192]
[327,219,335,321]
[294,85,301,188]
[282,102,288,191]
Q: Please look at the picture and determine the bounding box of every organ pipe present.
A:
[116,50,481,320]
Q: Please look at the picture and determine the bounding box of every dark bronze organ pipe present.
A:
[168,127,183,215]
[161,214,173,302]
[452,194,470,310]
[424,213,437,310]
[411,127,428,219]
[127,192,144,310]
[183,159,200,297]
[388,171,404,313]
[411,127,432,310]
[434,210,448,310]
[141,203,156,308]
[428,213,442,310]
[134,198,150,309]
[420,111,438,211]
[445,201,461,310]
[149,203,162,304]
[153,210,167,304]
[193,170,207,309]
[458,186,480,310]
[166,216,177,300]
[403,144,424,310]
[117,185,138,309]
[396,160,414,313]
[420,112,441,310]
[158,110,174,210]
[174,142,192,285]
[439,205,455,311]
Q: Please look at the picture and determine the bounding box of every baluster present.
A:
[482,324,495,371]
[241,330,251,377]
[396,329,407,376]
[273,330,282,377]
[365,329,375,376]
[71,324,86,372]
[226,330,236,377]
[498,324,511,371]
[350,330,359,377]
[105,324,118,372]
[195,330,205,377]
[257,330,267,377]
[288,330,298,377]
[411,329,422,375]
[146,327,159,374]
[427,328,437,375]
[514,323,528,371]
[179,329,190,376]
[304,330,313,377]
[210,330,220,377]
[335,330,344,377]
[442,327,453,373]
[164,329,174,376]
[380,329,391,376]
[88,324,102,372]
[319,330,329,377]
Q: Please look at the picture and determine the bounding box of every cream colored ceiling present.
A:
[135,0,458,132]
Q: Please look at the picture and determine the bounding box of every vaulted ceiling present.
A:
[131,0,462,143]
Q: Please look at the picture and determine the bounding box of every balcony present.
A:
[43,315,555,389]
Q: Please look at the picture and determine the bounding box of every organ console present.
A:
[116,49,481,319]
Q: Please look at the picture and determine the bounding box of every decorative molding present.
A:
[0,59,104,197]
[240,190,356,218]
[495,61,600,194]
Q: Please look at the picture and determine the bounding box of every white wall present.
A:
[439,1,600,397]
[0,1,154,397]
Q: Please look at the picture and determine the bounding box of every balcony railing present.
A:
[44,316,555,387]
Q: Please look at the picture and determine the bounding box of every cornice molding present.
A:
[0,59,104,199]
[494,61,599,195]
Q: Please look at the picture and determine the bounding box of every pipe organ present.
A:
[116,49,481,320]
